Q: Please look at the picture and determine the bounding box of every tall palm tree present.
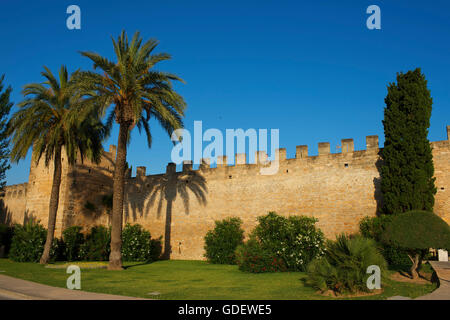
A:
[8,66,106,264]
[74,31,186,270]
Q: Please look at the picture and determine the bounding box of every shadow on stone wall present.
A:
[0,199,12,225]
[23,210,37,225]
[66,158,114,229]
[125,164,208,259]
[0,199,37,226]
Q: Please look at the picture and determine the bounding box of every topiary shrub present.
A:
[62,226,84,261]
[381,210,450,279]
[235,237,287,273]
[79,226,110,261]
[9,221,58,262]
[204,217,245,264]
[0,224,14,257]
[359,215,411,268]
[306,234,388,295]
[252,212,326,271]
[122,223,154,262]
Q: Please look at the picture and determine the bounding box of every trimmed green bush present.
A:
[9,221,58,262]
[235,237,287,273]
[381,210,450,278]
[62,226,84,261]
[204,217,245,264]
[79,226,110,261]
[306,234,387,295]
[122,223,154,262]
[359,215,411,267]
[252,212,326,271]
[0,224,13,257]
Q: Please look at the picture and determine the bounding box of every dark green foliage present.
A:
[359,215,411,267]
[0,224,14,257]
[79,226,111,261]
[381,68,436,214]
[101,194,113,213]
[0,75,12,190]
[9,221,58,262]
[235,237,287,273]
[84,201,96,212]
[381,210,450,278]
[62,226,84,261]
[381,211,450,250]
[8,66,106,167]
[252,212,326,271]
[306,234,388,294]
[150,237,163,262]
[204,217,245,264]
[122,223,155,262]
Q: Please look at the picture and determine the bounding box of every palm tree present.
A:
[74,31,186,270]
[8,66,105,264]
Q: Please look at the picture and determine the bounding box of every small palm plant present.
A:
[8,66,105,264]
[73,30,186,270]
[306,234,387,295]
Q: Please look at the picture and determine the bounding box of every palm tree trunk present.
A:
[163,200,173,259]
[39,147,62,264]
[108,123,129,270]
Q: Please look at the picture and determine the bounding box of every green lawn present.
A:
[0,259,437,300]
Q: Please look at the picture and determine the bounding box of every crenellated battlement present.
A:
[126,126,449,180]
[1,183,28,199]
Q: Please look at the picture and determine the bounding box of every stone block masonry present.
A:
[1,126,449,260]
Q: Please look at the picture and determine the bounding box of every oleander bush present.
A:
[234,212,326,273]
[0,224,14,257]
[359,215,412,268]
[9,221,58,262]
[252,212,326,271]
[235,237,287,273]
[204,217,245,264]
[122,223,157,262]
[79,225,110,261]
[62,226,84,261]
[306,234,387,295]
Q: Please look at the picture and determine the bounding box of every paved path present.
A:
[388,261,450,300]
[415,261,450,300]
[0,274,147,300]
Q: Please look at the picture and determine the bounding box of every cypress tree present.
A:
[0,75,12,191]
[380,68,436,214]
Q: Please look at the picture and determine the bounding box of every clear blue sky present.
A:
[1,0,450,185]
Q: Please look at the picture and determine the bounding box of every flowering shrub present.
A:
[121,223,162,262]
[235,237,287,273]
[121,223,156,262]
[253,212,326,271]
[204,217,245,264]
